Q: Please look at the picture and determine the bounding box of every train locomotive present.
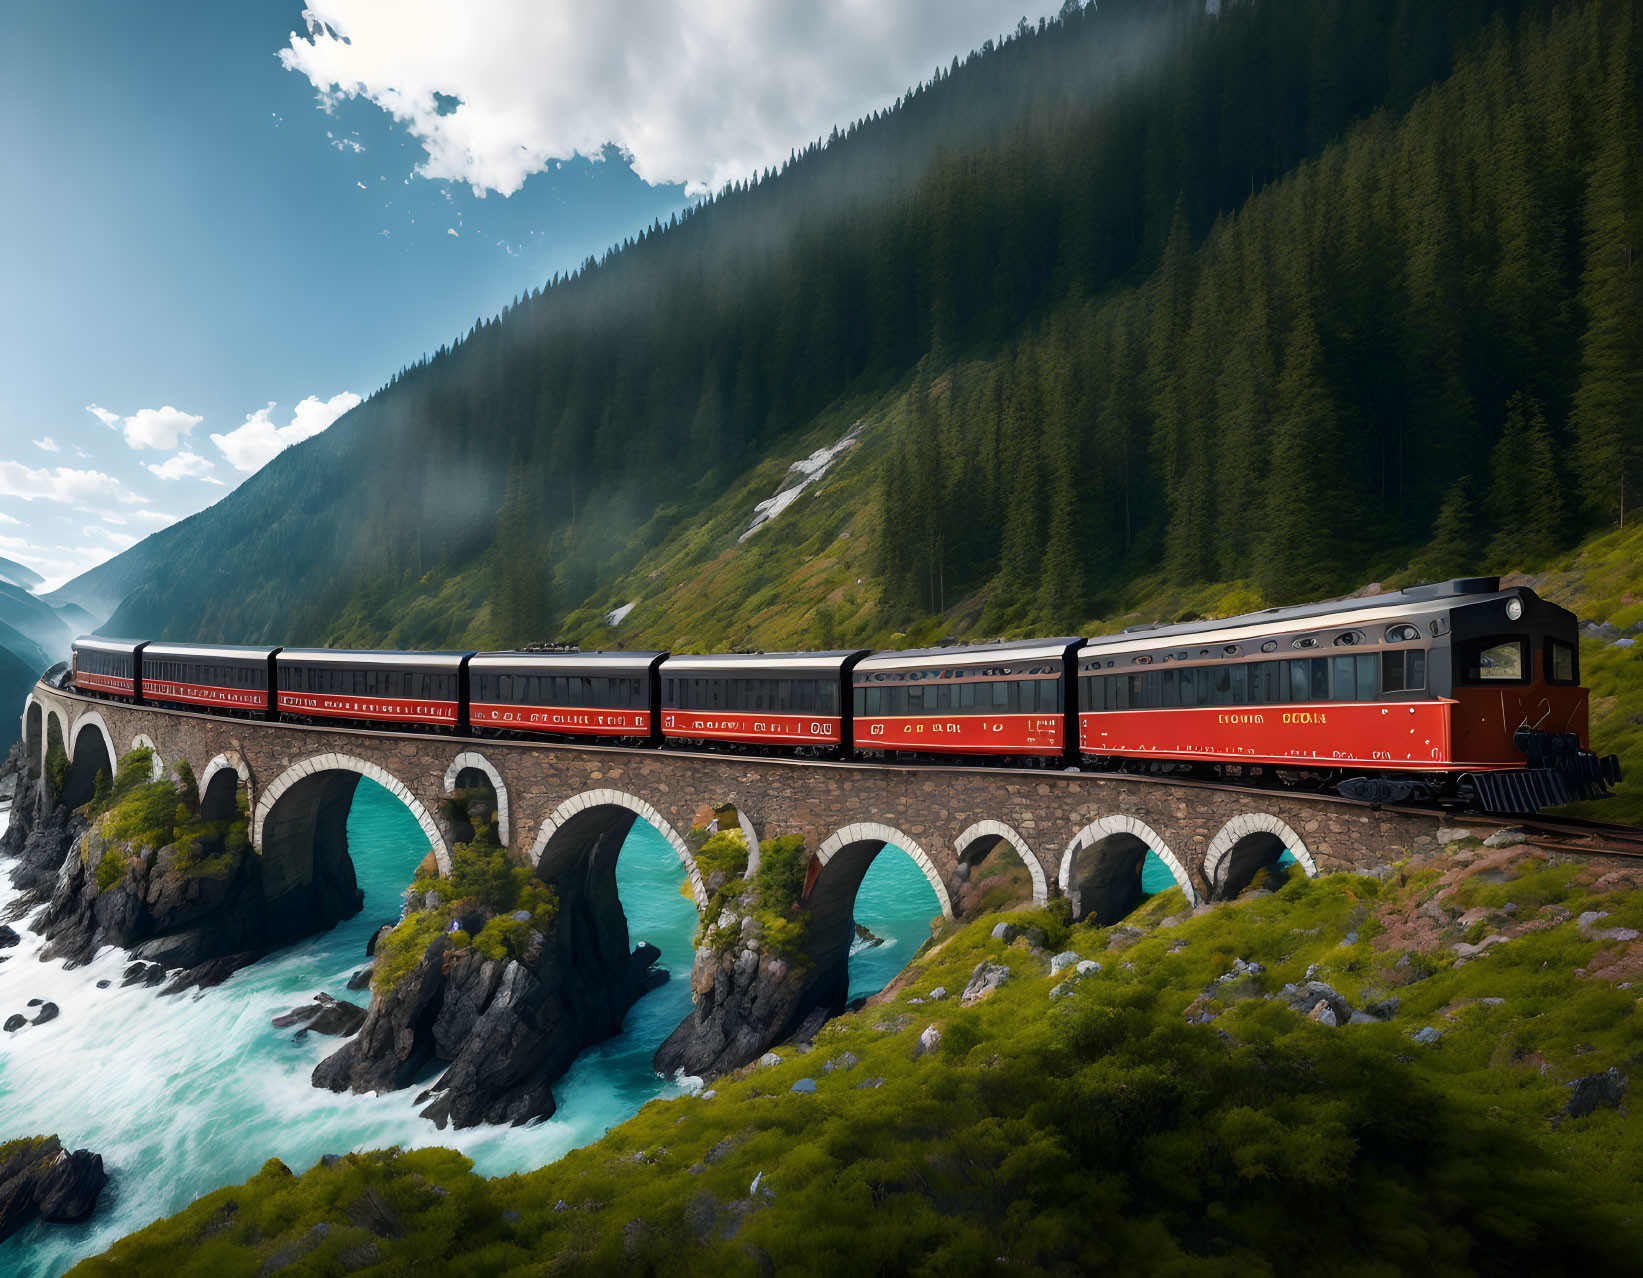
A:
[68,578,1621,814]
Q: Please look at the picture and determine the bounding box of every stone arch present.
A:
[443,751,511,846]
[22,695,42,777]
[254,752,448,875]
[1060,815,1197,923]
[199,752,252,823]
[131,734,165,782]
[953,820,1048,906]
[45,705,68,761]
[799,823,954,1016]
[693,797,762,874]
[1203,812,1315,900]
[62,711,116,808]
[70,709,116,768]
[528,788,706,911]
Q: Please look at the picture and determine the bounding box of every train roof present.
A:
[276,648,473,670]
[470,650,666,673]
[661,650,869,676]
[1076,578,1553,661]
[73,635,144,656]
[142,642,280,662]
[855,637,1082,676]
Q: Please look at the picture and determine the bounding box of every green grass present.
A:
[77,847,1643,1276]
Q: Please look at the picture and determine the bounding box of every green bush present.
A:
[94,845,129,892]
[693,828,749,883]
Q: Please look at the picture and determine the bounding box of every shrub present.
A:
[94,845,129,892]
[694,828,750,883]
[372,910,451,993]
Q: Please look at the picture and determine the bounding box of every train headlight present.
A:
[1505,598,1523,621]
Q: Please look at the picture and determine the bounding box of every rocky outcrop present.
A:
[22,805,360,988]
[652,922,812,1081]
[314,848,668,1129]
[0,1136,107,1243]
[273,992,367,1037]
[0,774,87,904]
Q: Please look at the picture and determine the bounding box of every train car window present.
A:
[1332,656,1357,699]
[1356,653,1378,699]
[1228,665,1246,704]
[1197,669,1214,706]
[1547,640,1577,685]
[1385,624,1420,643]
[1460,637,1528,683]
[1334,630,1364,647]
[1292,635,1319,650]
[1382,649,1427,693]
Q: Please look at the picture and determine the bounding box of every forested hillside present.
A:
[86,0,1641,654]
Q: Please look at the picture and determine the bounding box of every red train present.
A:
[68,578,1621,813]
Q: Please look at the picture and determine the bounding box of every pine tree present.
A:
[1486,394,1566,567]
[1572,15,1643,528]
[1417,476,1480,580]
[1257,309,1355,603]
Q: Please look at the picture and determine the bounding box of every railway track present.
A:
[1431,809,1643,860]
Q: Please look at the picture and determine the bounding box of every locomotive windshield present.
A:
[1461,638,1527,683]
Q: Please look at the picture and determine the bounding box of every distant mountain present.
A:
[57,0,1641,658]
[45,530,169,628]
[0,556,44,592]
[0,583,72,661]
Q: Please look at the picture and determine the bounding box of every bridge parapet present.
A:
[23,681,1448,922]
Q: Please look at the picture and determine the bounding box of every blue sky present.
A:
[0,1,1058,591]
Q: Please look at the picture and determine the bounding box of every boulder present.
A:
[913,1024,941,1058]
[961,961,1011,1006]
[34,1149,106,1222]
[1482,828,1527,849]
[1412,1026,1442,1045]
[274,993,366,1037]
[0,924,19,949]
[1277,980,1353,1026]
[1049,950,1082,975]
[0,1137,107,1243]
[1562,1068,1629,1122]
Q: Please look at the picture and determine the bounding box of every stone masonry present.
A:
[23,682,1445,924]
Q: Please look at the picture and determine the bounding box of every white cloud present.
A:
[82,525,139,549]
[0,460,144,508]
[0,512,19,525]
[88,402,205,451]
[280,1,1059,197]
[210,391,362,472]
[144,451,217,481]
[32,436,60,453]
[134,509,178,527]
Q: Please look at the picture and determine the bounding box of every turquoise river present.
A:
[0,784,950,1277]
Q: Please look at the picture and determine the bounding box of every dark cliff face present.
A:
[0,1136,107,1243]
[1,775,87,906]
[652,902,845,1082]
[3,774,362,988]
[312,854,667,1130]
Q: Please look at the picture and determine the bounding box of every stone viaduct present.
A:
[22,681,1445,972]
